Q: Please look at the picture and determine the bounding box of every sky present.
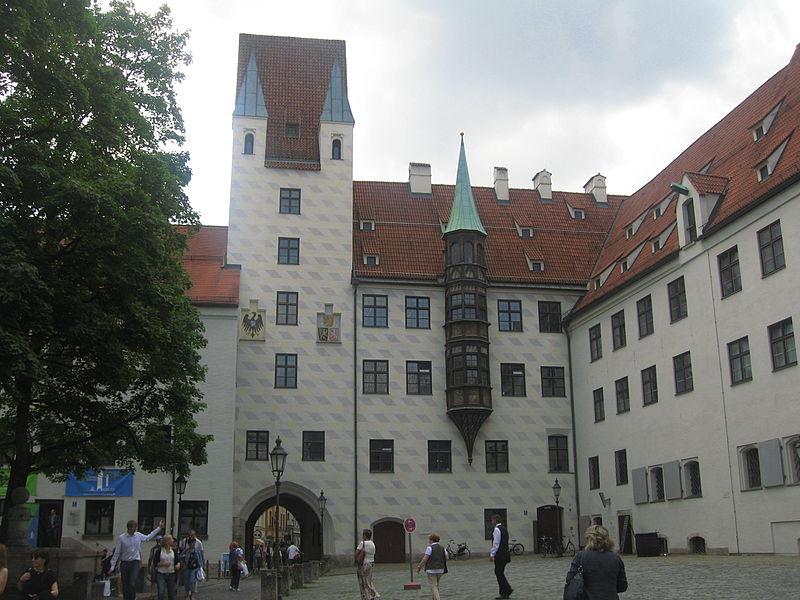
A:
[131,0,800,226]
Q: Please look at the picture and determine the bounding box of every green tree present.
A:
[0,0,209,540]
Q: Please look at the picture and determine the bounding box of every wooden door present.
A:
[373,521,405,563]
[536,505,563,551]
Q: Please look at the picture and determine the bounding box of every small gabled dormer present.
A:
[624,212,647,239]
[363,254,379,266]
[751,100,783,142]
[526,257,544,272]
[756,137,790,181]
[515,221,533,238]
[673,172,729,246]
[359,220,375,232]
[567,204,586,220]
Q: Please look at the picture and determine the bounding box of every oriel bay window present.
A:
[447,344,489,388]
[449,292,486,321]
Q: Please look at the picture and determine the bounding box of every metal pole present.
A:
[408,533,413,582]
[275,478,281,600]
[177,492,182,537]
[556,497,562,557]
[170,470,176,535]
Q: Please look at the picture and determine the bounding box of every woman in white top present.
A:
[355,528,379,600]
[154,535,181,600]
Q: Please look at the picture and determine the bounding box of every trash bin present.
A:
[635,532,661,557]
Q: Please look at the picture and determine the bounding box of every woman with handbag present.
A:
[564,525,627,600]
[355,529,379,600]
[182,539,202,600]
[228,542,244,591]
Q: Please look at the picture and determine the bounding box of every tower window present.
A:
[285,122,300,138]
[683,199,697,243]
[243,132,254,155]
[332,138,342,160]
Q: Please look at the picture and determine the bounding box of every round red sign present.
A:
[403,518,416,533]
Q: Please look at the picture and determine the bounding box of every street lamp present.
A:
[270,437,287,599]
[552,479,562,557]
[317,490,327,558]
[175,475,187,537]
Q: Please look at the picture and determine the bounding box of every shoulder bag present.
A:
[563,552,587,600]
[354,542,366,566]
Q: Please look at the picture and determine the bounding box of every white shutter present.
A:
[759,438,785,488]
[632,467,649,504]
[664,460,682,500]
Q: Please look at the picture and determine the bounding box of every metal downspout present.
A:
[566,331,582,534]
[352,279,359,549]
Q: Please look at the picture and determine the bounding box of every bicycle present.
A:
[509,538,525,555]
[539,535,575,557]
[446,539,471,560]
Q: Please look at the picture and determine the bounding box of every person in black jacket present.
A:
[565,525,628,600]
[489,514,513,599]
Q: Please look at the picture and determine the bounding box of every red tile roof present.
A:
[179,226,240,307]
[572,44,800,316]
[236,35,348,168]
[353,182,624,284]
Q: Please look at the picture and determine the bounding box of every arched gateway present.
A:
[239,481,334,562]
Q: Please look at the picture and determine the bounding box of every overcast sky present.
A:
[132,0,800,226]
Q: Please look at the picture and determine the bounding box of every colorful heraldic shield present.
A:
[317,311,341,342]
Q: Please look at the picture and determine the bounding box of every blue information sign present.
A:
[65,469,133,497]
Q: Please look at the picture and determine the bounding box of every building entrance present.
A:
[373,520,405,563]
[244,491,322,563]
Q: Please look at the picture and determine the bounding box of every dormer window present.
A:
[528,260,544,272]
[593,278,601,290]
[751,100,783,142]
[359,220,375,231]
[574,209,585,220]
[753,125,765,141]
[332,138,342,160]
[363,254,379,266]
[757,163,770,181]
[286,122,300,138]
[243,132,254,155]
[520,227,533,238]
[652,239,661,253]
[625,226,634,239]
[683,199,698,243]
[756,137,789,182]
[653,206,662,219]
[620,260,629,273]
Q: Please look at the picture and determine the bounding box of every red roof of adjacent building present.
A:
[180,226,240,307]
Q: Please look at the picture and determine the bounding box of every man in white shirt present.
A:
[489,514,513,599]
[111,519,164,600]
[287,543,301,564]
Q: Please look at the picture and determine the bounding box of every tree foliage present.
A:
[0,0,209,538]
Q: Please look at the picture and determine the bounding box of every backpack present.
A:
[187,551,199,570]
[148,546,161,583]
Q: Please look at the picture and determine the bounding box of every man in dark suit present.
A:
[46,508,61,547]
[489,514,513,599]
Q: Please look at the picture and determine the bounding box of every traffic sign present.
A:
[404,517,416,533]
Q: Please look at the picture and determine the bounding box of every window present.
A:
[363,254,379,266]
[497,300,523,332]
[541,366,566,397]
[405,296,430,329]
[626,226,634,239]
[428,441,452,473]
[276,291,298,325]
[529,260,544,272]
[246,430,269,460]
[758,220,785,276]
[650,466,665,501]
[683,460,702,498]
[588,456,600,490]
[483,508,507,540]
[727,337,752,384]
[615,377,630,414]
[369,439,394,473]
[362,295,388,328]
[538,301,562,333]
[611,310,626,350]
[302,431,325,461]
[277,237,300,264]
[742,447,761,489]
[448,293,486,321]
[589,324,602,361]
[673,351,694,394]
[653,206,663,219]
[279,188,301,214]
[274,354,297,388]
[637,295,654,337]
[615,450,628,485]
[668,276,688,322]
[359,220,375,231]
[593,388,605,422]
[683,199,697,243]
[642,366,658,405]
[85,500,114,536]
[769,318,796,370]
[574,209,585,220]
[331,138,342,160]
[652,239,661,253]
[787,438,800,484]
[406,361,432,395]
[486,440,509,473]
[178,501,208,537]
[757,162,770,181]
[243,132,254,155]
[520,227,533,238]
[548,435,569,472]
[137,500,166,534]
[363,360,389,394]
[754,124,765,141]
[500,363,526,397]
[447,344,489,387]
[285,122,299,137]
[718,246,742,297]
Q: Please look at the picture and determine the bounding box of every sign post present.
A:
[402,517,420,591]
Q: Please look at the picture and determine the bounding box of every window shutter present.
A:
[578,515,592,536]
[663,460,682,500]
[759,438,785,487]
[632,467,649,504]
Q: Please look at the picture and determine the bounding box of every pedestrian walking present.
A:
[181,539,203,600]
[416,533,447,600]
[228,542,244,591]
[17,549,58,600]
[110,519,164,600]
[355,528,379,600]
[179,531,205,564]
[252,542,264,573]
[489,514,513,599]
[152,535,181,600]
[565,525,628,600]
[286,543,301,564]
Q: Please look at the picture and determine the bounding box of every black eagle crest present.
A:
[242,311,264,338]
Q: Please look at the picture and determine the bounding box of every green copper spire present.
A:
[444,134,487,236]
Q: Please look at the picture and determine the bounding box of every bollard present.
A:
[289,565,304,589]
[260,570,279,600]
[301,562,313,583]
[278,566,291,596]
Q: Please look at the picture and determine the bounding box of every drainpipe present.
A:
[566,330,582,536]
[352,278,359,550]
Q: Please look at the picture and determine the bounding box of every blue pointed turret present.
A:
[444,135,486,236]
[320,61,355,124]
[233,54,268,118]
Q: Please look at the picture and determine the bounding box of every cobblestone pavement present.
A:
[193,554,800,600]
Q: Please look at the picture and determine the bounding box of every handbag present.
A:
[196,566,205,582]
[240,561,249,577]
[563,553,586,600]
[354,543,366,566]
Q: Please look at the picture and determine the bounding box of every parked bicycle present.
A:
[446,539,471,560]
[509,538,525,555]
[540,535,576,557]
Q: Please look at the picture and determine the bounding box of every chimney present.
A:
[533,169,552,201]
[493,167,509,203]
[584,173,607,204]
[409,162,432,195]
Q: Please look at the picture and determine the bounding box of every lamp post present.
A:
[552,479,562,557]
[317,490,327,559]
[270,437,287,600]
[175,475,187,537]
